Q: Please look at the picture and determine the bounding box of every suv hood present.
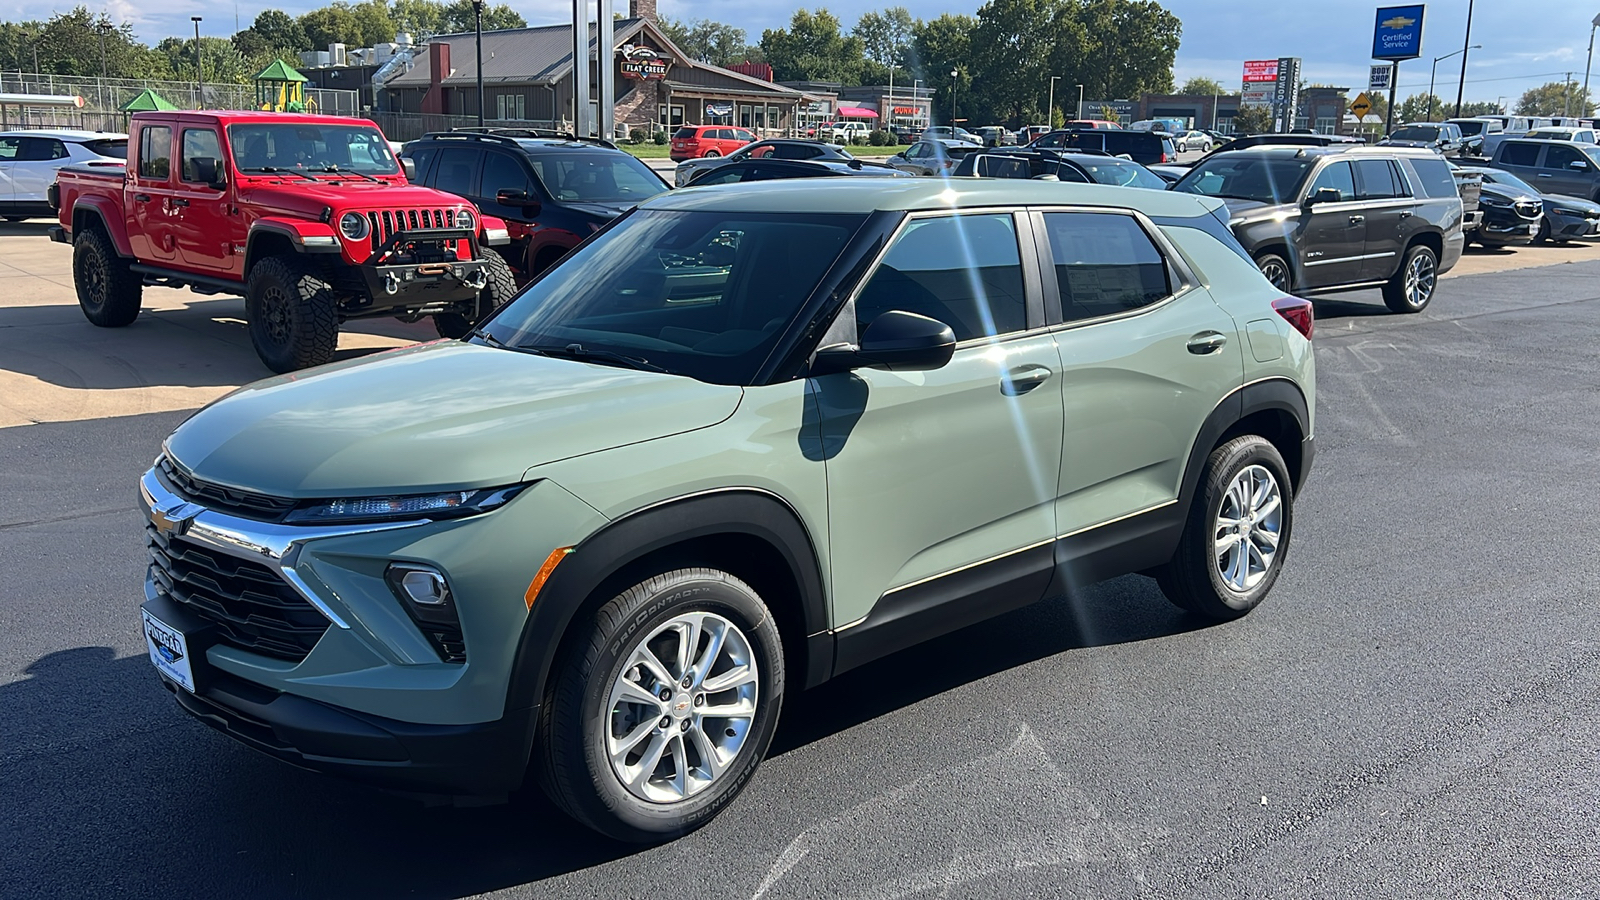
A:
[164,341,742,497]
[1217,197,1282,221]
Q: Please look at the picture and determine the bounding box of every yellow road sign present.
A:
[1350,92,1373,119]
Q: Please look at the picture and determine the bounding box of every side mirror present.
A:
[894,150,906,158]
[1572,159,1590,170]
[1305,186,1342,207]
[192,157,225,190]
[496,189,542,215]
[400,157,417,180]
[811,310,956,375]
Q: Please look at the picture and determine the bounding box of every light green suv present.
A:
[137,179,1315,841]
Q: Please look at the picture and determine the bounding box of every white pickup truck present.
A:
[820,121,872,143]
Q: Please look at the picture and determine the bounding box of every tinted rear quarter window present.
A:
[82,138,127,159]
[1405,156,1458,199]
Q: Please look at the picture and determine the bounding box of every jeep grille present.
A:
[367,208,464,251]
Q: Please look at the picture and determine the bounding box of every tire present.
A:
[1255,252,1293,292]
[1534,218,1551,243]
[1156,435,1294,621]
[434,252,516,339]
[245,255,338,373]
[703,149,721,158]
[5,215,28,222]
[537,567,786,843]
[73,226,143,327]
[1382,243,1438,313]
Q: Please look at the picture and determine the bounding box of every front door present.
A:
[130,122,178,262]
[1352,157,1418,282]
[10,136,68,206]
[0,136,18,206]
[818,211,1063,630]
[1294,160,1366,288]
[174,126,243,274]
[1538,143,1593,199]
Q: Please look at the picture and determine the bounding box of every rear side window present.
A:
[81,138,127,159]
[0,137,16,159]
[673,127,696,140]
[1406,156,1458,199]
[855,213,1027,341]
[434,147,481,197]
[16,137,68,160]
[1499,142,1540,167]
[138,126,171,180]
[1354,159,1403,199]
[1042,212,1171,323]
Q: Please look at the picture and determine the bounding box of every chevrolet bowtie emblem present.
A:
[151,501,204,536]
[1381,15,1416,29]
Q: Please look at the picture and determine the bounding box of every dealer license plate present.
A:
[142,608,195,693]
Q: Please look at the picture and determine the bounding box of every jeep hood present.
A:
[241,182,474,218]
[164,341,742,497]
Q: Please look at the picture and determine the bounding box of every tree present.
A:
[6,7,172,78]
[1394,92,1442,123]
[1179,76,1225,96]
[234,9,310,55]
[1458,100,1502,117]
[908,13,974,125]
[660,18,755,67]
[1231,105,1272,134]
[1077,0,1181,100]
[760,8,865,84]
[854,7,914,71]
[1515,81,1593,117]
[158,36,256,84]
[969,0,1074,126]
[299,5,362,48]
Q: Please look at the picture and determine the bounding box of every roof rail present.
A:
[441,126,619,149]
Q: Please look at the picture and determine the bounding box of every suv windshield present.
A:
[1391,126,1442,141]
[1173,155,1316,204]
[527,150,667,204]
[480,209,865,384]
[229,123,399,174]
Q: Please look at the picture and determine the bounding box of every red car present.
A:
[670,125,756,161]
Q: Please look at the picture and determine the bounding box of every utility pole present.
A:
[1046,75,1060,127]
[97,23,109,80]
[1585,14,1600,119]
[1384,61,1399,136]
[1566,72,1575,117]
[1454,0,1474,118]
[1076,83,1084,121]
[472,0,485,126]
[191,17,203,108]
[950,68,958,128]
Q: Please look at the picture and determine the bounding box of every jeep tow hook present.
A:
[463,267,488,291]
[383,271,402,295]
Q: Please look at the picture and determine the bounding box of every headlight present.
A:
[1480,195,1511,207]
[454,209,476,233]
[283,484,526,524]
[339,211,369,240]
[1552,208,1585,217]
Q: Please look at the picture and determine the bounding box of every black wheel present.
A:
[1382,243,1437,313]
[73,226,143,327]
[1255,252,1293,292]
[434,252,516,339]
[1156,435,1294,621]
[537,567,785,843]
[245,255,338,373]
[1534,218,1551,243]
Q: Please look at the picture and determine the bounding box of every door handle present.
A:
[133,193,152,202]
[1000,365,1053,396]
[1399,210,1413,219]
[1536,173,1553,178]
[1348,214,1365,224]
[169,197,189,208]
[1187,331,1228,355]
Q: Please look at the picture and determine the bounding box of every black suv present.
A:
[951,147,1168,189]
[402,130,669,279]
[1172,145,1466,313]
[1025,129,1176,165]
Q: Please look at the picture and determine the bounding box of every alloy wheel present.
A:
[1258,258,1291,291]
[605,611,759,804]
[1404,251,1436,308]
[1213,464,1283,593]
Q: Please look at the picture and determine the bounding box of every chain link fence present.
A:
[0,73,359,130]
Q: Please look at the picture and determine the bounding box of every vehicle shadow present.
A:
[0,220,58,237]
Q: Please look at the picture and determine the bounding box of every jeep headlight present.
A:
[454,209,476,233]
[339,211,370,240]
[284,484,526,524]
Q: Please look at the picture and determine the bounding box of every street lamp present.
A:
[1583,13,1600,119]
[191,17,203,108]
[950,68,959,129]
[1075,83,1084,121]
[1428,45,1479,121]
[96,22,111,80]
[1046,75,1060,127]
[473,0,485,127]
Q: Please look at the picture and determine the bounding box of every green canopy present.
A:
[121,88,178,112]
[254,59,308,83]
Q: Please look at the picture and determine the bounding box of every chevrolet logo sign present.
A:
[1381,15,1416,29]
[151,501,204,536]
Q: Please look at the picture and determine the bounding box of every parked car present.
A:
[1520,127,1598,143]
[1062,119,1122,130]
[921,125,981,143]
[812,121,870,144]
[50,111,514,371]
[1379,123,1465,156]
[884,138,984,175]
[1172,145,1464,312]
[0,129,125,220]
[1016,124,1053,144]
[972,125,1017,147]
[1148,163,1193,185]
[686,157,911,185]
[1464,165,1599,243]
[1464,175,1543,247]
[1129,119,1184,134]
[1480,115,1537,158]
[1445,117,1501,155]
[135,176,1314,842]
[1490,138,1600,202]
[670,125,756,161]
[403,130,668,281]
[1175,130,1213,153]
[674,138,853,187]
[1026,128,1176,165]
[952,147,1168,190]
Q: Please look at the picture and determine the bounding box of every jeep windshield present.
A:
[526,151,668,204]
[478,210,865,384]
[1172,156,1316,205]
[229,123,400,175]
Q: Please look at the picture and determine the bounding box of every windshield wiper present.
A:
[318,165,380,182]
[237,166,320,183]
[522,343,668,373]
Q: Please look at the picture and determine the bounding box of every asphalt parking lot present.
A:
[4,225,1600,897]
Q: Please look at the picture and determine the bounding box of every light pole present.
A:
[1454,0,1475,118]
[1075,83,1084,121]
[1046,75,1060,127]
[1428,45,1479,121]
[473,0,485,127]
[96,22,110,80]
[950,68,959,129]
[913,78,923,137]
[191,17,203,108]
[1583,13,1600,119]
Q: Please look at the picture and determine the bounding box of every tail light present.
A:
[1272,297,1314,341]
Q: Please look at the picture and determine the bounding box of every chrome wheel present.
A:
[1213,464,1283,593]
[1258,256,1291,291]
[1404,250,1436,308]
[605,611,759,804]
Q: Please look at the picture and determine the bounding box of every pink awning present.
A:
[836,106,879,118]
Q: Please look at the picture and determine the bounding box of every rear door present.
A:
[1352,158,1417,282]
[1295,160,1365,288]
[130,121,178,262]
[11,136,69,204]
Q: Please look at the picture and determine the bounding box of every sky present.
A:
[15,0,1600,107]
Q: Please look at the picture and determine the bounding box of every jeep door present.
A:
[1352,158,1417,282]
[1035,209,1244,550]
[817,211,1064,633]
[130,121,178,263]
[174,125,243,274]
[1295,160,1366,288]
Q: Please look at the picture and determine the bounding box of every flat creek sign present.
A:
[620,45,672,81]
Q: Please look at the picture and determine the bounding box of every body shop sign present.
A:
[1372,5,1425,61]
[620,45,672,80]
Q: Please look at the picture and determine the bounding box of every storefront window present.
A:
[739,105,752,128]
[658,105,684,127]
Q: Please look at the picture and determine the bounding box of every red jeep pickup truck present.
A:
[50,110,515,372]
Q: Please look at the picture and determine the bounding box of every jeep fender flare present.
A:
[504,488,830,719]
[71,197,134,257]
[245,218,342,272]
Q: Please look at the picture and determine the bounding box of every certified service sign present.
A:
[1372,4,1425,61]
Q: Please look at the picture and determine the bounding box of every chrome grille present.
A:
[1515,201,1542,218]
[159,456,295,522]
[366,208,459,251]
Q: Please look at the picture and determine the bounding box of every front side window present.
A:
[482,210,864,385]
[180,129,222,183]
[1543,145,1585,170]
[138,126,171,180]
[855,214,1027,342]
[0,137,18,159]
[481,151,531,197]
[1307,161,1355,201]
[1042,212,1170,323]
[228,123,398,175]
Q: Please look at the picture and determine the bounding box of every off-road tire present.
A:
[1255,252,1293,292]
[245,255,338,373]
[1382,243,1437,314]
[434,252,516,339]
[1156,435,1294,621]
[537,567,785,843]
[73,226,143,327]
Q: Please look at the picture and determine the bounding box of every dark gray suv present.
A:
[1172,145,1466,313]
